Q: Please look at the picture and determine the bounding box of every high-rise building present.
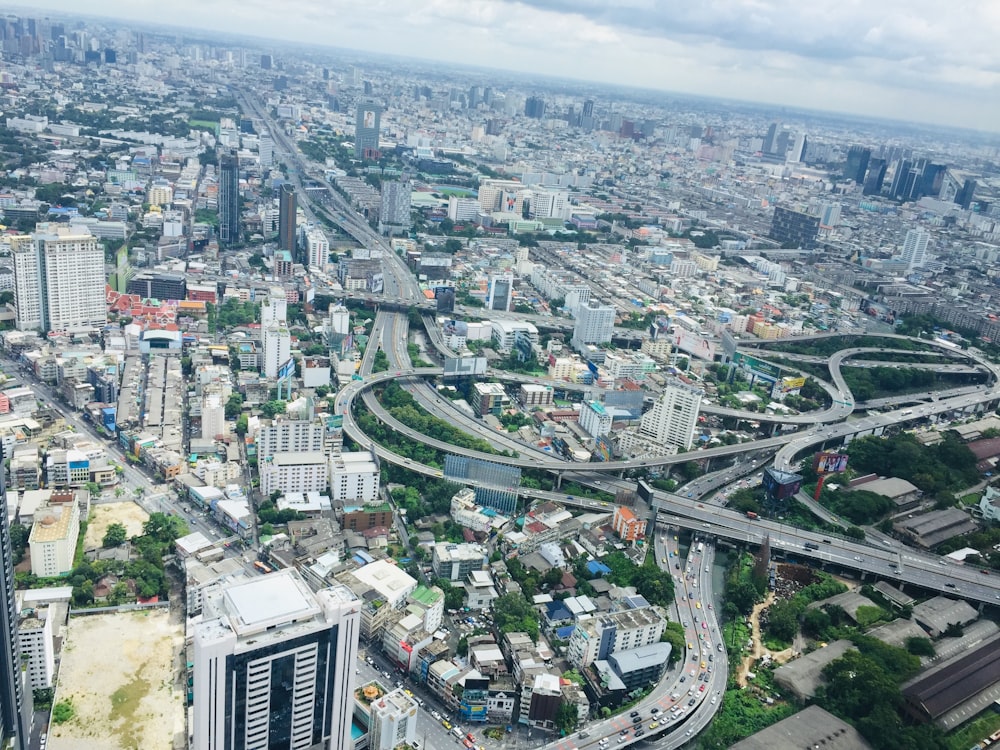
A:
[524,96,546,119]
[956,178,978,210]
[761,122,778,154]
[260,53,272,69]
[11,228,105,334]
[768,206,820,250]
[572,302,615,351]
[0,445,28,750]
[863,158,887,196]
[378,181,411,234]
[844,146,871,184]
[192,569,360,750]
[487,273,513,312]
[258,130,273,167]
[788,134,807,164]
[278,183,297,254]
[582,99,595,118]
[629,381,703,451]
[219,150,240,245]
[355,102,382,159]
[261,322,291,379]
[306,228,330,271]
[889,159,912,201]
[901,228,929,270]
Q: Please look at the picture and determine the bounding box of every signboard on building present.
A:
[593,435,613,462]
[762,467,802,501]
[732,352,781,381]
[780,376,807,391]
[672,330,717,361]
[813,452,849,474]
[443,357,488,377]
[277,359,294,380]
[443,320,469,337]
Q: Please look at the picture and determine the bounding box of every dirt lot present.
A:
[83,502,149,550]
[49,609,185,750]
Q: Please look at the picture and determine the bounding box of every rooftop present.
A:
[222,568,321,636]
[729,705,872,750]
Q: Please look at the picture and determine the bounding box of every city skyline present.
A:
[16,0,1000,133]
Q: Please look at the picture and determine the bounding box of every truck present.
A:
[696,542,704,553]
[745,511,758,520]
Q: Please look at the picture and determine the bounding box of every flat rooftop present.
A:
[223,569,321,636]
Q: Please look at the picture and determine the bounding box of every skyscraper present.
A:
[258,130,273,167]
[863,158,887,196]
[572,302,615,351]
[378,181,411,235]
[487,273,513,312]
[193,570,360,750]
[219,150,240,245]
[844,146,871,184]
[11,227,105,334]
[0,445,28,750]
[901,228,929,270]
[761,122,778,154]
[278,183,297,254]
[354,102,382,159]
[524,96,546,119]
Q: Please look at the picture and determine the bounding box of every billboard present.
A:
[443,319,469,337]
[593,435,613,462]
[443,357,488,377]
[732,352,781,381]
[649,315,672,341]
[672,330,717,361]
[368,271,384,294]
[502,191,518,213]
[362,110,376,129]
[277,359,295,380]
[813,452,849,474]
[780,376,807,391]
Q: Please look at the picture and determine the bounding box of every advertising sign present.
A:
[732,352,781,380]
[277,359,294,380]
[721,330,738,359]
[813,452,849,474]
[443,357,488,377]
[672,330,717,361]
[781,376,807,391]
[443,319,469,337]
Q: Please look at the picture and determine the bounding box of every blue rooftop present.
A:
[555,625,576,640]
[587,560,612,577]
[545,601,572,622]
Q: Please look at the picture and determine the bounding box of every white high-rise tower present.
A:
[193,569,360,750]
[901,228,929,270]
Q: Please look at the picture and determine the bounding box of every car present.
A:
[617,738,627,745]
[598,740,609,747]
[680,676,686,683]
[634,730,645,738]
[688,698,696,706]
[631,716,642,724]
[702,622,708,629]
[630,711,639,717]
[945,582,956,588]
[650,707,660,715]
[699,685,706,692]
[649,722,659,730]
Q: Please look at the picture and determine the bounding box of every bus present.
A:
[253,561,274,574]
[696,542,704,554]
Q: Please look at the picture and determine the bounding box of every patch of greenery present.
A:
[52,699,75,723]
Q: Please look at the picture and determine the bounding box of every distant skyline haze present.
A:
[15,0,1000,132]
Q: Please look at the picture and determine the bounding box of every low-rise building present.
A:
[368,688,419,750]
[432,543,487,581]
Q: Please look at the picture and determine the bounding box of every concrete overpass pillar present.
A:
[555,474,563,490]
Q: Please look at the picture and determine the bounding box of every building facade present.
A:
[193,571,360,750]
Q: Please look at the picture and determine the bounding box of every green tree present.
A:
[554,701,579,734]
[225,393,244,418]
[102,523,128,548]
[904,637,935,657]
[52,700,75,723]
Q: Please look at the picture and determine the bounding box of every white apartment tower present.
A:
[306,228,330,270]
[631,381,703,451]
[11,228,106,333]
[901,228,929,270]
[261,322,291,378]
[260,287,287,326]
[572,302,615,351]
[193,570,360,750]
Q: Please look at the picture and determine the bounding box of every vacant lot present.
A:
[49,609,184,750]
[84,502,149,549]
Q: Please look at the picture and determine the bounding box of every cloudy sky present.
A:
[23,0,1000,131]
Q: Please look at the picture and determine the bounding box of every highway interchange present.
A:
[241,91,1000,746]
